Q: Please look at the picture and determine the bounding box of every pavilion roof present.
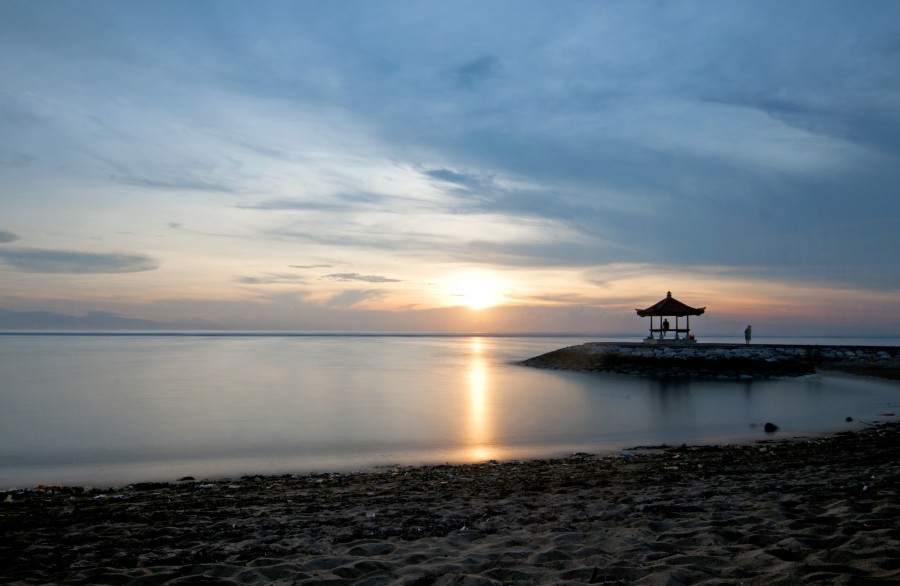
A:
[635,291,706,317]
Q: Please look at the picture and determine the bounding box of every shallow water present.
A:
[1,334,898,487]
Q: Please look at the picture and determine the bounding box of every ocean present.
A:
[1,333,899,488]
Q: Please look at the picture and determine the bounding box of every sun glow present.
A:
[447,272,505,310]
[465,338,497,462]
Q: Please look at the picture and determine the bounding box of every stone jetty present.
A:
[520,343,900,380]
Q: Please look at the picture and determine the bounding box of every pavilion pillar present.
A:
[636,292,705,344]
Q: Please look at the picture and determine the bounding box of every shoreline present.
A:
[3,422,899,584]
[0,416,873,493]
[520,342,900,380]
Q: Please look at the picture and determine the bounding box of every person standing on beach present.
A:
[745,325,752,344]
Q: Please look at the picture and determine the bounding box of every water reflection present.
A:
[2,334,898,488]
[465,338,496,461]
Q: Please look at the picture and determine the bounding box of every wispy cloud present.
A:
[237,273,307,285]
[0,230,20,243]
[323,273,401,283]
[326,289,385,309]
[238,199,343,212]
[111,174,236,193]
[0,248,158,274]
[423,168,486,190]
[455,55,501,90]
[239,192,387,211]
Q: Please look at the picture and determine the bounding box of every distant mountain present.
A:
[0,307,192,330]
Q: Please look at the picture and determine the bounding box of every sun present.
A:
[448,272,504,310]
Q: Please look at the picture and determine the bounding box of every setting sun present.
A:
[447,272,505,310]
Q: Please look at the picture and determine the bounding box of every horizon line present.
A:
[2,330,899,340]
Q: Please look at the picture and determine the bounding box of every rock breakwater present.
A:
[520,343,900,380]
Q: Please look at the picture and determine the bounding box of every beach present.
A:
[3,421,898,585]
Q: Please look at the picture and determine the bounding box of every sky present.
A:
[1,0,899,334]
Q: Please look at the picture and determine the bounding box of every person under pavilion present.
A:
[635,291,706,343]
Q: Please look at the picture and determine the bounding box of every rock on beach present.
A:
[519,342,900,380]
[2,423,899,584]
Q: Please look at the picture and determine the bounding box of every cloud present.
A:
[455,55,501,90]
[237,273,307,285]
[511,292,595,305]
[0,229,20,243]
[110,174,236,193]
[0,153,36,168]
[239,192,386,212]
[238,199,342,211]
[326,289,385,309]
[290,264,333,269]
[423,168,485,189]
[323,273,401,283]
[0,248,158,274]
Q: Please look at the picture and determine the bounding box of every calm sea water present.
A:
[1,333,899,488]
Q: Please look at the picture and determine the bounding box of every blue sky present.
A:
[1,1,899,334]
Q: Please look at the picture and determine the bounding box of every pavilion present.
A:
[635,291,706,343]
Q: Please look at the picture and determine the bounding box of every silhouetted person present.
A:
[744,325,752,344]
[662,319,670,338]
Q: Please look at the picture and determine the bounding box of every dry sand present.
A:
[3,422,899,585]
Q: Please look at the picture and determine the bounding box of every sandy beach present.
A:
[3,421,898,585]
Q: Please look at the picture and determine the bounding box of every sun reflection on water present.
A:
[465,338,498,461]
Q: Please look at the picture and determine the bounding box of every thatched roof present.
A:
[635,291,706,317]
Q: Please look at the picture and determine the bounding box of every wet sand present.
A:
[3,422,899,584]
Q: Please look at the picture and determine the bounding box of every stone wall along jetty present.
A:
[519,342,900,380]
